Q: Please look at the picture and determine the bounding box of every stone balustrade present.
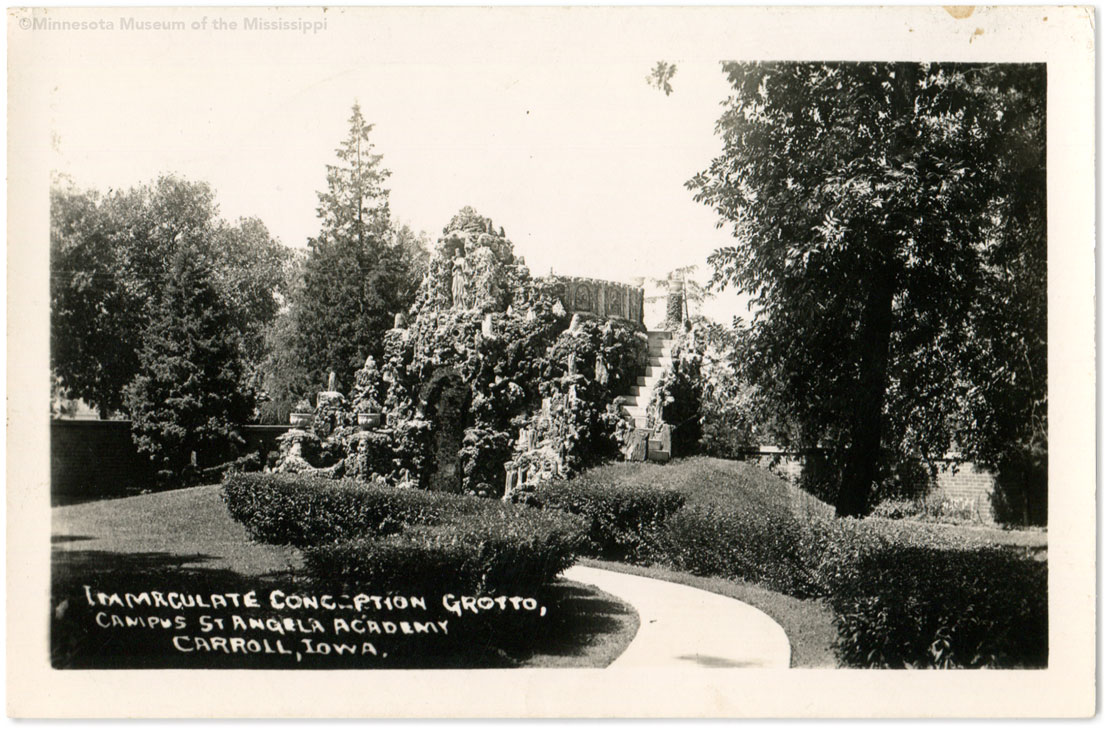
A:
[545,275,644,324]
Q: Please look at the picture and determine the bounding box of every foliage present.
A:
[223,472,586,597]
[256,255,311,424]
[646,325,702,456]
[689,62,1047,517]
[646,61,677,96]
[641,504,815,596]
[527,457,1046,668]
[521,476,685,560]
[50,176,289,418]
[647,319,763,458]
[828,545,1047,668]
[651,266,710,327]
[989,447,1047,526]
[123,248,255,474]
[302,506,587,595]
[220,472,480,548]
[869,495,985,524]
[277,103,423,395]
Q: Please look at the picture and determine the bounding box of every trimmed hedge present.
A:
[223,472,588,598]
[221,472,481,548]
[524,477,685,560]
[303,506,588,595]
[828,545,1047,668]
[642,504,817,597]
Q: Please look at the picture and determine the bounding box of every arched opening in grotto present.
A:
[419,368,471,493]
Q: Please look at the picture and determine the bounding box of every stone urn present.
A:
[357,412,383,429]
[289,412,313,427]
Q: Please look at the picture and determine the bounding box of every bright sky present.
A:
[37,7,752,322]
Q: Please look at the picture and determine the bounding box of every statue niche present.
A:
[450,250,470,309]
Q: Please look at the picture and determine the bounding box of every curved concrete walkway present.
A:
[563,565,791,669]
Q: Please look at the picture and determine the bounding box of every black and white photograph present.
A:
[7,4,1095,718]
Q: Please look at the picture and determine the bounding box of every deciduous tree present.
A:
[50,176,290,418]
[689,62,1045,517]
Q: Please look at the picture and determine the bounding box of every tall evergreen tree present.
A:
[277,103,421,395]
[124,247,254,473]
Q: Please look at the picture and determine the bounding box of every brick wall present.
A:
[738,447,997,522]
[933,459,996,522]
[51,420,293,505]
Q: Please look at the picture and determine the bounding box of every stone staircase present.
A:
[621,330,675,462]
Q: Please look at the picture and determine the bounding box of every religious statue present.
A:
[451,251,469,309]
[595,353,609,386]
[567,351,578,376]
[327,371,337,392]
[482,313,496,339]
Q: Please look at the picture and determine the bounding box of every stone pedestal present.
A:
[623,429,648,462]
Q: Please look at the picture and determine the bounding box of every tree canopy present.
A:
[50,176,290,417]
[266,103,425,405]
[689,62,1046,518]
[124,247,255,473]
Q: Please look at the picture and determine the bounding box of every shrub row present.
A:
[221,472,481,548]
[828,545,1047,668]
[640,504,817,597]
[519,469,1046,669]
[644,509,1047,668]
[223,472,589,598]
[304,506,587,595]
[522,477,685,560]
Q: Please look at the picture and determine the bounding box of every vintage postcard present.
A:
[7,4,1095,718]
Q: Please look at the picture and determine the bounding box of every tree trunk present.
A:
[835,264,896,518]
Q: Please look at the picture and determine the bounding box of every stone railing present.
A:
[545,275,644,324]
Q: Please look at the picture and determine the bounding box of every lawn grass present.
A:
[51,485,638,669]
[581,558,837,668]
[53,484,302,576]
[582,455,834,519]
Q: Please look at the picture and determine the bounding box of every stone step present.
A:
[624,406,647,418]
[632,417,649,429]
[646,448,671,463]
[637,375,664,387]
